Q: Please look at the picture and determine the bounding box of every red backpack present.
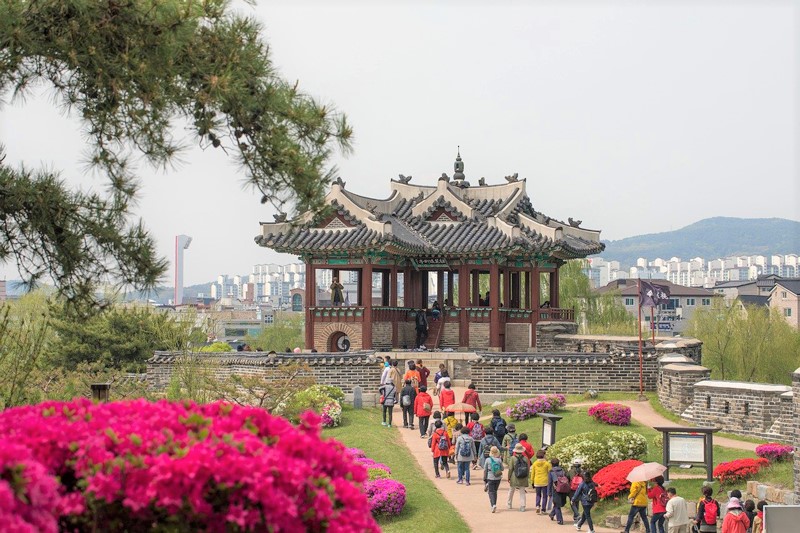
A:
[702,499,718,525]
[570,474,583,491]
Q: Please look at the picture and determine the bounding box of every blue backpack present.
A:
[493,418,507,441]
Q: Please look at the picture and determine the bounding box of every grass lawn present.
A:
[322,406,469,533]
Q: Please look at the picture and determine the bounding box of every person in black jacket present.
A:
[400,379,417,429]
[415,308,428,348]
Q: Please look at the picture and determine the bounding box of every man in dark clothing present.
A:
[415,308,428,349]
[416,359,430,388]
[400,379,417,429]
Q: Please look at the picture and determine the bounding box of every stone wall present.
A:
[469,323,490,350]
[372,321,392,350]
[147,351,382,398]
[312,322,363,351]
[505,323,531,352]
[535,322,578,351]
[657,359,711,416]
[794,367,800,503]
[469,351,660,398]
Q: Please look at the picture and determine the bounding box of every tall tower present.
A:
[174,235,192,305]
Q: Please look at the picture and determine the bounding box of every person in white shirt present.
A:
[664,487,690,533]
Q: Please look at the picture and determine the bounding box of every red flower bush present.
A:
[0,399,380,532]
[588,403,632,426]
[593,459,643,499]
[713,458,769,484]
[755,443,793,462]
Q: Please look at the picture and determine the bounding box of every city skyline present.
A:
[1,2,797,286]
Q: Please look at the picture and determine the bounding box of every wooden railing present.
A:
[309,306,365,322]
[536,308,574,321]
[372,307,414,322]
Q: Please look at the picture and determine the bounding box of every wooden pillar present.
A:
[552,266,561,308]
[305,260,315,350]
[531,265,540,348]
[489,261,501,350]
[459,264,469,349]
[437,271,445,305]
[502,267,511,307]
[472,270,480,306]
[362,263,373,349]
[403,266,412,308]
[421,271,429,307]
[447,271,455,306]
[381,270,390,306]
[524,271,530,309]
[390,266,398,347]
[511,271,520,309]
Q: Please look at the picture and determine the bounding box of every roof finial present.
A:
[453,147,465,181]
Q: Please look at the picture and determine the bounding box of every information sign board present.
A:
[668,434,705,463]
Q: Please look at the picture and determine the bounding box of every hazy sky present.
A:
[1,1,797,286]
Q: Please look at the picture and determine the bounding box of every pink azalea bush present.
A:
[506,394,567,421]
[588,402,632,426]
[364,479,406,516]
[0,399,379,532]
[755,443,793,462]
[346,448,405,516]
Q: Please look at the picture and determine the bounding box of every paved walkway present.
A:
[396,388,759,531]
[397,386,616,532]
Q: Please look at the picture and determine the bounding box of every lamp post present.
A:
[90,383,111,402]
[537,412,563,449]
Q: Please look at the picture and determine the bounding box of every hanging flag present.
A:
[639,281,670,307]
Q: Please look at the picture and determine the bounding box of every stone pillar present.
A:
[489,261,501,350]
[305,261,316,350]
[459,264,470,349]
[362,263,373,349]
[793,367,800,502]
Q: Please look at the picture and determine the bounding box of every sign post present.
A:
[537,412,563,449]
[653,426,720,482]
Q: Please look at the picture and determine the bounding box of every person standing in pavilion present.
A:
[330,277,344,306]
[415,307,428,349]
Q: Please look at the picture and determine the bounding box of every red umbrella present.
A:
[445,402,477,413]
[626,462,667,482]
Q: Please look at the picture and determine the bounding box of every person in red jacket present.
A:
[461,383,483,425]
[721,497,750,533]
[647,476,667,533]
[430,420,451,478]
[438,380,455,411]
[518,433,534,459]
[414,385,434,438]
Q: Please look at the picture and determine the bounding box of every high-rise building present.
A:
[174,235,192,305]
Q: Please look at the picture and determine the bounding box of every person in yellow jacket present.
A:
[530,449,552,514]
[622,480,651,533]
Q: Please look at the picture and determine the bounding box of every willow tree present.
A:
[0,0,352,308]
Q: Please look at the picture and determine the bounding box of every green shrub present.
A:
[652,434,663,451]
[278,385,344,423]
[368,467,391,480]
[199,342,232,353]
[546,430,647,472]
[308,384,345,402]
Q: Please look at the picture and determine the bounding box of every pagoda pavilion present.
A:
[256,153,603,352]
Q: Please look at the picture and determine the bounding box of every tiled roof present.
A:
[773,279,800,296]
[256,157,604,260]
[595,279,716,297]
[738,295,769,307]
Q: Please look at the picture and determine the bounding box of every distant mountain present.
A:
[601,217,800,266]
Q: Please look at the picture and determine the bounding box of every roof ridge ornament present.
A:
[504,173,519,183]
[453,147,465,181]
[398,174,412,184]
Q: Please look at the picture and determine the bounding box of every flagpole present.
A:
[637,278,645,401]
[651,305,655,345]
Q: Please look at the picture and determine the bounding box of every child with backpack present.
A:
[647,476,668,533]
[400,379,417,429]
[467,412,485,469]
[426,411,442,438]
[507,443,530,512]
[696,485,720,533]
[429,420,451,479]
[378,380,397,428]
[489,409,507,443]
[455,427,476,485]
[548,458,570,525]
[450,423,463,464]
[483,446,504,513]
[531,449,552,514]
[414,385,433,437]
[502,423,518,464]
[478,427,501,469]
[443,411,458,439]
[571,469,598,533]
[568,459,584,522]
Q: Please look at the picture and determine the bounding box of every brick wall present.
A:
[469,352,660,397]
[147,352,383,398]
[441,322,459,348]
[505,323,531,352]
[372,322,392,350]
[469,323,490,350]
[313,322,363,351]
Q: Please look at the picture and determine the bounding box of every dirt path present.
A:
[569,401,757,452]
[396,386,616,532]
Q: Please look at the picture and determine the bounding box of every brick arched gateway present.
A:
[316,322,360,352]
